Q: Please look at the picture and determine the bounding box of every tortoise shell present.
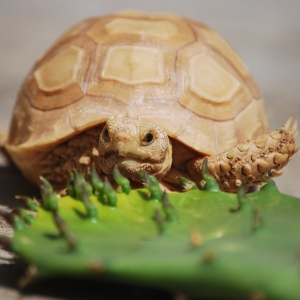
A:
[6,10,268,186]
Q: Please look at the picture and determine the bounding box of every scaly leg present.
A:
[188,118,298,193]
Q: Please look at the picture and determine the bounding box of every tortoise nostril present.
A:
[115,136,130,143]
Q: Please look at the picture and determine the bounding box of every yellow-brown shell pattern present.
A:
[7,10,268,157]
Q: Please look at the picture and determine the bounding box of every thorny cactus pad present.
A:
[1,165,300,300]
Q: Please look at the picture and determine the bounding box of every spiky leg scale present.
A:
[189,119,298,192]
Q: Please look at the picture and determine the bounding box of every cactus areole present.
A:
[4,11,298,192]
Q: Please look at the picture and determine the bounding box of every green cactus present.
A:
[1,167,300,300]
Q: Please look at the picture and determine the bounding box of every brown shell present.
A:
[6,10,268,180]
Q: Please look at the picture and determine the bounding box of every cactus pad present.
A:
[2,168,300,300]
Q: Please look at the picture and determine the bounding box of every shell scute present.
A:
[87,44,177,105]
[188,53,241,104]
[67,95,127,131]
[101,45,165,85]
[24,34,95,111]
[34,46,84,93]
[86,15,195,47]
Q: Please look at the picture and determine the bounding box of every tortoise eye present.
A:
[142,132,154,146]
[103,127,110,142]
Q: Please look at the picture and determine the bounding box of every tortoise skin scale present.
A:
[4,11,297,191]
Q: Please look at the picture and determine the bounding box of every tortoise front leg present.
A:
[187,118,298,193]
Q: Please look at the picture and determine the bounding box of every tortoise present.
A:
[4,10,298,193]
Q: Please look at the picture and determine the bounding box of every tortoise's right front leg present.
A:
[188,118,298,193]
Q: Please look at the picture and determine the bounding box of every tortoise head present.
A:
[98,119,172,182]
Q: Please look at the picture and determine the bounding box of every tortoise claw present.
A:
[284,116,293,130]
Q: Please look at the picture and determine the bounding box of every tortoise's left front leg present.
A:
[188,118,298,193]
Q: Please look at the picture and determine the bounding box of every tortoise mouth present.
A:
[100,151,150,169]
[103,150,162,163]
[116,157,161,182]
[117,156,144,165]
[98,142,166,182]
[117,157,144,176]
[99,152,159,182]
